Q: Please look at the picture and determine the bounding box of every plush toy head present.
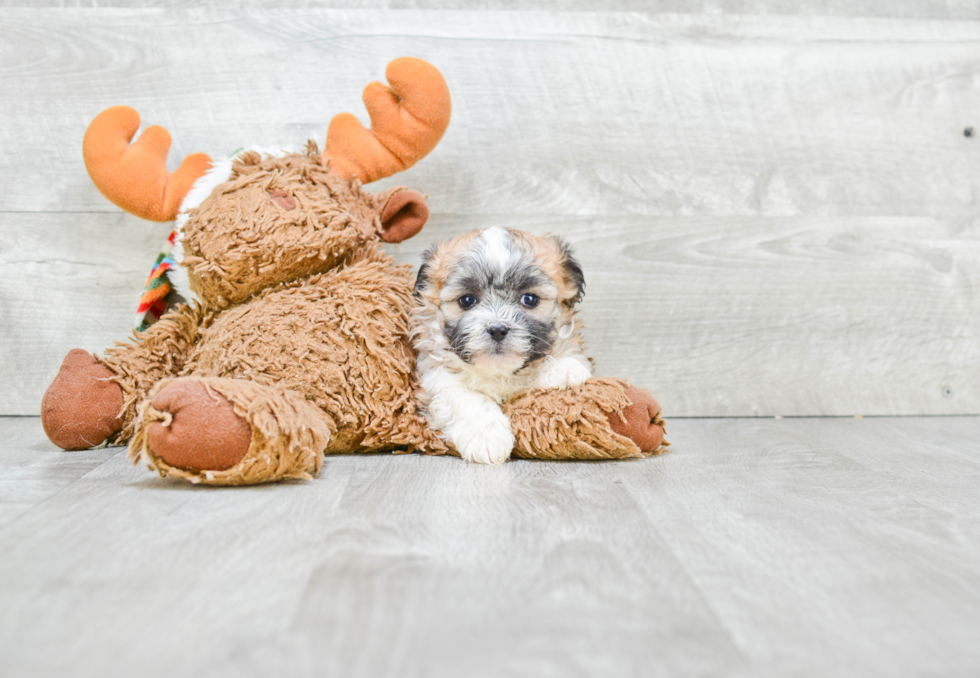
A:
[177,147,430,308]
[81,57,451,313]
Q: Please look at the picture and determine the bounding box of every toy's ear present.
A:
[379,189,429,243]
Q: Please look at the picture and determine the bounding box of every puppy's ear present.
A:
[414,245,436,298]
[557,238,585,307]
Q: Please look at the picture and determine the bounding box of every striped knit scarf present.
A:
[135,228,179,332]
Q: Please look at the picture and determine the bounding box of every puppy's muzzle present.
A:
[487,323,509,342]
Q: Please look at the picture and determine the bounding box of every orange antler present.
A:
[82,106,212,222]
[325,57,452,184]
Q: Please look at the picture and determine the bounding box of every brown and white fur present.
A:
[411,226,592,464]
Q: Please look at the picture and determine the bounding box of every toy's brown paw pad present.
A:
[147,381,251,471]
[41,349,124,450]
[607,385,666,453]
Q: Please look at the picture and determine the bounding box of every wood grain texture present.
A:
[627,415,980,676]
[0,212,172,414]
[1,8,978,416]
[0,417,116,530]
[3,1,979,20]
[0,9,977,217]
[1,415,978,677]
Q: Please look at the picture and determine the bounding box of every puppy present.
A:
[411,226,592,464]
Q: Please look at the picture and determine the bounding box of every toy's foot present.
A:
[132,377,330,485]
[607,385,665,453]
[41,349,124,450]
[146,380,252,471]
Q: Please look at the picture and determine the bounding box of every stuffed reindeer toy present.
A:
[40,58,665,485]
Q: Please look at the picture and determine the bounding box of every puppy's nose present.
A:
[487,324,509,342]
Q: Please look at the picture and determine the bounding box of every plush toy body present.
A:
[40,58,665,485]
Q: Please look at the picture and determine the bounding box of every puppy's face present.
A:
[414,227,584,375]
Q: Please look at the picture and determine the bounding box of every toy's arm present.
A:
[41,302,210,450]
[502,378,666,460]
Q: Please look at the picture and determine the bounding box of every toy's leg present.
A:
[40,303,205,450]
[606,384,666,453]
[129,376,332,485]
[501,377,667,460]
[41,349,125,450]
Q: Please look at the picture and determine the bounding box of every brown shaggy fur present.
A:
[182,144,388,308]
[504,378,659,460]
[132,376,332,485]
[99,302,212,444]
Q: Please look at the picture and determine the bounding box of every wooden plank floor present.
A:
[2,415,979,677]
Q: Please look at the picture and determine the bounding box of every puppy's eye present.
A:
[521,293,540,308]
[458,294,478,310]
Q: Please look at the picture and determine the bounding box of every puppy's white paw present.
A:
[449,406,514,465]
[535,356,592,391]
[459,428,514,465]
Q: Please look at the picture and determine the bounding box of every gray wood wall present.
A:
[1,2,978,417]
